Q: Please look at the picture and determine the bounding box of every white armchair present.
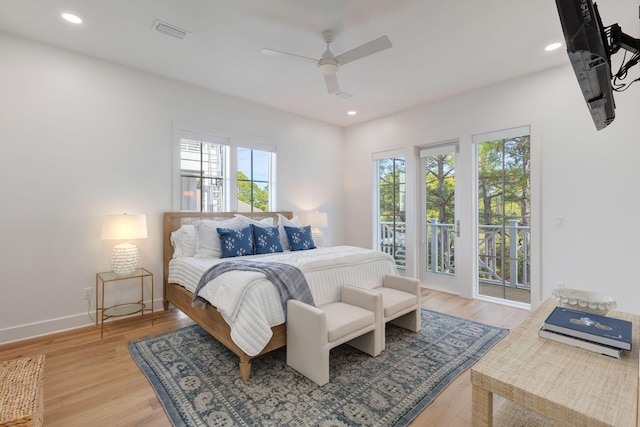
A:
[373,274,421,353]
[286,285,382,386]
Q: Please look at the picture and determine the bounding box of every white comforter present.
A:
[168,246,397,356]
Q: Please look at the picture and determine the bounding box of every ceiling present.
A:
[0,0,636,127]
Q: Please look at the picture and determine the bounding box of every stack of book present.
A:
[539,306,632,359]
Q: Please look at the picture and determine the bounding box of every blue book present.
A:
[544,306,632,351]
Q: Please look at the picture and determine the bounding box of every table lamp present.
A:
[305,211,328,247]
[101,213,147,275]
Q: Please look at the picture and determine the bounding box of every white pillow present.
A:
[234,214,274,228]
[170,224,196,258]
[277,213,301,250]
[194,217,244,258]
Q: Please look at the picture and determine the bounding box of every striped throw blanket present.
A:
[192,260,315,315]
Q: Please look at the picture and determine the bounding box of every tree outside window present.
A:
[237,147,273,212]
[376,156,406,267]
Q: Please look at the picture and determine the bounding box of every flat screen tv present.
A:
[555,0,640,131]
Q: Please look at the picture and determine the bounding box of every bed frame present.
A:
[162,211,292,381]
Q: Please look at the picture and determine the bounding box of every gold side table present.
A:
[95,268,154,338]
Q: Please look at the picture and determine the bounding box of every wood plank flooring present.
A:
[0,290,530,426]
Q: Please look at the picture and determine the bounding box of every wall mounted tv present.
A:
[555,0,639,130]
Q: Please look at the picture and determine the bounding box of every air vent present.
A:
[335,90,354,99]
[152,19,190,40]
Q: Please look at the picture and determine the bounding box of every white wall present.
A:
[344,65,640,313]
[0,33,344,343]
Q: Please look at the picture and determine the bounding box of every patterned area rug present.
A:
[129,309,508,426]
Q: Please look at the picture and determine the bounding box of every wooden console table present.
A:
[471,298,639,426]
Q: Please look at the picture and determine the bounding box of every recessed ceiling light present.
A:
[545,42,562,51]
[347,111,357,116]
[62,13,82,24]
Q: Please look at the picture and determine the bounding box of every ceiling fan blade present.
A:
[261,48,318,63]
[324,74,340,94]
[335,35,392,66]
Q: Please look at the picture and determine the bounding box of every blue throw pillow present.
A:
[217,224,254,258]
[284,225,316,251]
[253,225,283,254]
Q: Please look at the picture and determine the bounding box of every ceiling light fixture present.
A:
[61,13,82,24]
[153,19,190,40]
[347,111,357,116]
[545,42,562,51]
[335,90,353,99]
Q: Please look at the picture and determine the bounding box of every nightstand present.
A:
[95,268,154,338]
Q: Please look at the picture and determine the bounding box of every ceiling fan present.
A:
[261,31,392,95]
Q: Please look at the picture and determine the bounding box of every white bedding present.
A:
[168,245,397,356]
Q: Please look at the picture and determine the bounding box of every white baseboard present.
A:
[0,313,94,345]
[0,299,165,345]
[421,283,460,296]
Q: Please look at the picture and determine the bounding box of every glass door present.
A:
[375,156,407,270]
[419,143,469,293]
[474,127,531,304]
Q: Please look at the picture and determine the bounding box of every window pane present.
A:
[376,156,406,268]
[180,138,225,212]
[201,177,223,212]
[238,147,251,178]
[237,147,273,212]
[423,151,456,276]
[252,150,270,182]
[477,133,531,304]
[180,176,199,211]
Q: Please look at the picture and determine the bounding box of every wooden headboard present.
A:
[162,211,293,292]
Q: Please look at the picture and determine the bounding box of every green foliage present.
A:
[425,154,455,224]
[478,136,530,226]
[378,157,406,222]
[237,171,269,212]
[477,136,531,285]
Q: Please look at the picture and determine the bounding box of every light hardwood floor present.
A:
[0,290,530,426]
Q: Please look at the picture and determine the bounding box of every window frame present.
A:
[172,123,277,212]
[237,145,277,212]
[373,149,407,269]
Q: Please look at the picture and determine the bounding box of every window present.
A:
[237,147,274,212]
[175,127,277,212]
[374,154,406,268]
[179,131,228,212]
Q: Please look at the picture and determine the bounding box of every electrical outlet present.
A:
[83,287,92,300]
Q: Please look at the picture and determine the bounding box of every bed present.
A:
[162,211,398,380]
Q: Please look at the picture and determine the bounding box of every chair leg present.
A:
[389,308,421,332]
[286,300,331,386]
[287,342,330,386]
[346,329,379,357]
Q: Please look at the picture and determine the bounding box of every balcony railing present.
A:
[380,222,406,267]
[379,220,531,290]
[478,220,531,290]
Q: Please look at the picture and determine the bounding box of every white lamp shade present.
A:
[101,214,147,240]
[305,211,328,229]
[102,214,147,275]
